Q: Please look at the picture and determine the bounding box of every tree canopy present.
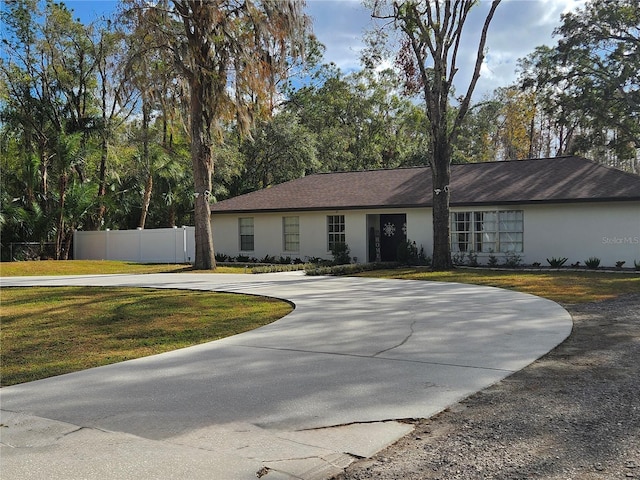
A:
[1,0,637,263]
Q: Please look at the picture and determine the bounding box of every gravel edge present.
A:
[335,293,640,480]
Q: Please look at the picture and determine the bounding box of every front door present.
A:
[379,214,406,262]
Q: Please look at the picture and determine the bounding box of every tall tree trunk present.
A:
[431,129,453,271]
[95,136,108,229]
[95,50,109,230]
[190,76,216,270]
[55,171,68,260]
[63,231,73,260]
[528,112,536,158]
[138,98,152,229]
[388,0,500,271]
[168,204,176,228]
[139,173,152,229]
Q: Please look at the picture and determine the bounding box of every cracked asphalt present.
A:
[0,272,572,479]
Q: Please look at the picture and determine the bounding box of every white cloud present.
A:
[473,0,587,97]
[306,0,587,99]
[62,0,588,100]
[305,0,373,72]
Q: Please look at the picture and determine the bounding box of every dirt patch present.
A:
[336,293,640,480]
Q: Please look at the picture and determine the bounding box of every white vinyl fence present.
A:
[74,227,195,264]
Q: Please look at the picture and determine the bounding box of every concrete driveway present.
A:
[0,272,572,479]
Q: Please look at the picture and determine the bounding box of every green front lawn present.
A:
[355,268,640,304]
[1,286,291,386]
[0,260,245,276]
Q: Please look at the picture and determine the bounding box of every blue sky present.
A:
[58,0,587,99]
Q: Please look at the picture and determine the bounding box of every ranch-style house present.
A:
[210,156,640,267]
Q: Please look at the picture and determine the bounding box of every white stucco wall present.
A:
[211,201,639,267]
[522,202,640,267]
[211,208,434,263]
[406,208,433,255]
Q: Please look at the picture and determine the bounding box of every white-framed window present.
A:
[452,210,523,253]
[498,210,524,253]
[283,216,299,252]
[239,217,254,251]
[327,215,345,252]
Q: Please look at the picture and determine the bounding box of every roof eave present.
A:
[451,197,640,207]
[211,196,640,214]
[210,203,432,214]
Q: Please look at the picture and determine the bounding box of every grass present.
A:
[2,260,638,386]
[354,267,640,304]
[0,260,247,276]
[0,286,292,386]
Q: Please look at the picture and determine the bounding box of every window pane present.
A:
[327,215,345,251]
[451,212,472,252]
[240,236,254,251]
[453,210,523,254]
[239,217,254,251]
[473,212,497,252]
[283,216,300,252]
[498,211,523,252]
[239,218,253,234]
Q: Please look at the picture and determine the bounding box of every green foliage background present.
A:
[1,0,638,261]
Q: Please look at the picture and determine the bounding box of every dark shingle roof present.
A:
[210,156,640,213]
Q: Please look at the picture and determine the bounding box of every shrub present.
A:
[503,251,522,268]
[397,240,418,265]
[547,257,568,268]
[418,246,431,266]
[488,252,498,267]
[331,242,351,265]
[635,260,640,271]
[251,264,307,273]
[467,250,479,267]
[305,256,333,266]
[305,262,399,276]
[452,252,466,266]
[615,261,626,269]
[585,257,601,269]
[215,252,230,263]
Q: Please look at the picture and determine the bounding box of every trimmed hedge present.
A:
[304,262,400,276]
[250,264,308,274]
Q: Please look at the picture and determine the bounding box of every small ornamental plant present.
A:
[585,257,601,269]
[547,257,568,268]
[331,242,351,265]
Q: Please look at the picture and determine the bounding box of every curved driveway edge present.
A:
[0,272,572,479]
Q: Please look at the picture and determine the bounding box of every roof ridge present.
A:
[309,156,624,173]
[308,165,430,176]
[451,155,580,166]
[578,156,640,179]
